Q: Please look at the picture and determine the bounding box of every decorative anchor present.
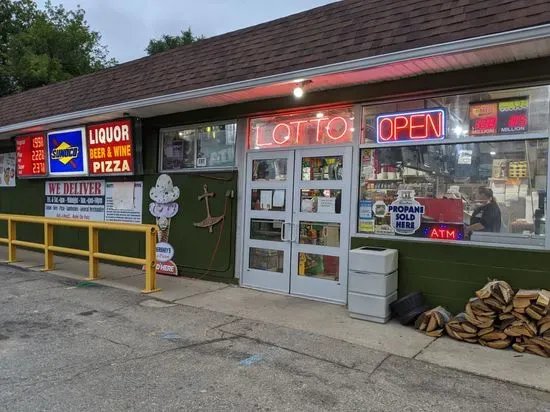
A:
[193,184,224,233]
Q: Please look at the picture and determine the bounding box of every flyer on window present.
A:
[0,153,16,187]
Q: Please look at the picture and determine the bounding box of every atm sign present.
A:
[376,109,446,143]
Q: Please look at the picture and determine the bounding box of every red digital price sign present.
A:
[498,98,529,134]
[87,119,134,175]
[469,98,529,136]
[15,134,48,177]
[469,103,497,135]
[376,109,446,143]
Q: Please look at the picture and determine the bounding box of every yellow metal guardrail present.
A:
[0,214,159,293]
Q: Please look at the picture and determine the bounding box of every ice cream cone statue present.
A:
[157,217,171,242]
[149,174,180,276]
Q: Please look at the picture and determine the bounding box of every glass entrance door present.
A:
[290,147,351,303]
[242,151,294,293]
[242,147,351,303]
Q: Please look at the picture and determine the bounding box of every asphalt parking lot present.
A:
[1,264,549,411]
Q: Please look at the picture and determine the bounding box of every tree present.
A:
[146,28,203,56]
[0,0,38,95]
[0,0,117,97]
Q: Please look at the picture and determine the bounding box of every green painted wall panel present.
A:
[144,172,237,279]
[0,173,238,281]
[351,237,550,314]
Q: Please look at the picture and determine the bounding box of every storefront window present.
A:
[359,140,548,246]
[359,86,549,247]
[160,122,237,171]
[362,86,549,145]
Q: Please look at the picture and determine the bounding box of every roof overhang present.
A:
[2,23,550,139]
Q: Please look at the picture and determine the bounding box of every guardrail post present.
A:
[7,218,16,263]
[143,226,159,293]
[88,226,99,280]
[43,222,54,271]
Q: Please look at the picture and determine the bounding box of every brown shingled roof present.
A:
[1,0,550,127]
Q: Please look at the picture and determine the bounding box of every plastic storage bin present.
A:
[348,247,398,323]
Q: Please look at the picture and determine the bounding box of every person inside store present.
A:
[466,186,502,236]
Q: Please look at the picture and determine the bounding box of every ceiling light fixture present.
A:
[293,80,312,99]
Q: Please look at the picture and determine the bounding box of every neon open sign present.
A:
[376,109,446,143]
[250,108,354,149]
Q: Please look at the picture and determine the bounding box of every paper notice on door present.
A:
[301,198,313,212]
[317,197,336,214]
[105,182,143,224]
[111,181,135,210]
[260,190,272,210]
[272,190,285,208]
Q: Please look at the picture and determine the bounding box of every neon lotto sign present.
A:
[250,109,354,149]
[376,109,446,144]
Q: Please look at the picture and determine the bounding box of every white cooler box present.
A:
[348,291,398,323]
[348,247,398,324]
[349,270,398,296]
[349,246,398,274]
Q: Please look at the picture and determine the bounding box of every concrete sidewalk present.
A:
[1,246,549,392]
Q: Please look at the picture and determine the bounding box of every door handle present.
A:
[282,222,292,242]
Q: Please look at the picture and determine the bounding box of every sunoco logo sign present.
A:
[388,190,424,235]
[47,128,88,176]
[51,143,79,165]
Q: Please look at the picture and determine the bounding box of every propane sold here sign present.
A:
[388,190,425,235]
[87,119,134,176]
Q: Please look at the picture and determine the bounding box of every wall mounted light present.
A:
[293,80,312,99]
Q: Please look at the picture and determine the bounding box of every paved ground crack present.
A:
[367,354,391,380]
[171,285,231,302]
[210,318,241,331]
[218,329,365,372]
[412,337,438,359]
[83,332,133,349]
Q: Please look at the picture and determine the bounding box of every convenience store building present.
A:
[1,0,550,312]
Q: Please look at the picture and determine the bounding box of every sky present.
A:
[36,0,337,63]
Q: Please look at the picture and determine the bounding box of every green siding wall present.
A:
[0,174,238,281]
[0,116,238,282]
[351,237,550,314]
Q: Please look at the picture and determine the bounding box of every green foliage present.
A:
[146,27,203,55]
[0,0,117,97]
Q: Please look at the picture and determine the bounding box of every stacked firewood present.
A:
[474,281,515,349]
[508,290,550,357]
[445,312,481,344]
[415,306,452,337]
[444,281,514,348]
[441,281,550,357]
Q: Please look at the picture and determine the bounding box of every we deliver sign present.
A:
[87,119,134,176]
